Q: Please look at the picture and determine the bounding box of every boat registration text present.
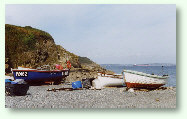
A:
[16,72,28,77]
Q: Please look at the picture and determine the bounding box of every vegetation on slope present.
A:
[78,56,94,64]
[5,24,105,74]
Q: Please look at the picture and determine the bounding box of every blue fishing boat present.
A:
[12,65,70,84]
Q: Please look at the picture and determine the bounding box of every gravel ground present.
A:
[5,84,176,108]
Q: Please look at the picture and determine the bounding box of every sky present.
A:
[5,4,176,64]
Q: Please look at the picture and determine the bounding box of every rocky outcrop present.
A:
[5,24,81,72]
[5,24,114,80]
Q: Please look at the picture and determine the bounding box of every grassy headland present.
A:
[5,24,113,81]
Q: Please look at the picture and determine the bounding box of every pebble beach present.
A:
[5,84,176,108]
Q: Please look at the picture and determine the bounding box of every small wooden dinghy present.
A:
[92,73,125,89]
[123,70,169,89]
[5,78,29,96]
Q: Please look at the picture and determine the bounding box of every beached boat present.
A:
[123,70,169,89]
[92,73,124,89]
[12,65,70,84]
[5,78,29,96]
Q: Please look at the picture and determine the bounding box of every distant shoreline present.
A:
[100,63,176,67]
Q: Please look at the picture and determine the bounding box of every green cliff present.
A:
[5,24,106,74]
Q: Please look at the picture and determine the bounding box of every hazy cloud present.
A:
[6,4,176,64]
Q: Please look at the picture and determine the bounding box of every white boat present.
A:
[123,70,169,89]
[92,73,125,89]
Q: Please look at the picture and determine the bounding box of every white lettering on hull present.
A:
[65,71,68,75]
[16,72,28,77]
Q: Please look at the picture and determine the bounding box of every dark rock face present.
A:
[5,24,112,78]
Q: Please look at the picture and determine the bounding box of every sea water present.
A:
[100,64,176,87]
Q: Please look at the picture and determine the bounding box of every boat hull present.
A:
[125,82,164,89]
[123,70,168,89]
[92,76,124,89]
[12,69,69,83]
[5,83,29,96]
